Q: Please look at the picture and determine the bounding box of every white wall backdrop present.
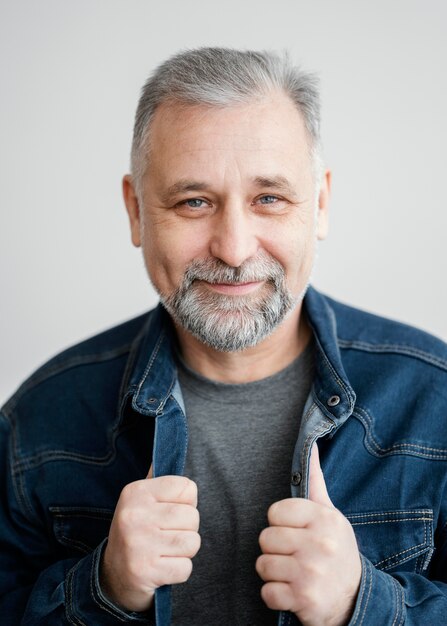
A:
[1,0,446,405]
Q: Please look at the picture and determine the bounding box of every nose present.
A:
[209,203,260,268]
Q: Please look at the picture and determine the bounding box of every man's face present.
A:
[124,93,329,351]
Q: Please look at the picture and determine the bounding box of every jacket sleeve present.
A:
[0,411,152,625]
[348,551,447,625]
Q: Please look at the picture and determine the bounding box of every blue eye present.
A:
[259,195,279,204]
[185,198,205,208]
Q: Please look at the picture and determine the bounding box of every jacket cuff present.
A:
[65,539,153,624]
[348,554,406,625]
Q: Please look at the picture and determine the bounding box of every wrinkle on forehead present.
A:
[148,93,312,157]
[143,93,316,199]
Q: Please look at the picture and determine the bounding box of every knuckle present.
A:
[190,531,201,555]
[299,586,320,612]
[258,527,270,550]
[116,505,140,532]
[191,507,200,529]
[179,558,193,583]
[255,554,269,578]
[318,535,338,557]
[166,558,193,584]
[261,582,278,608]
[122,479,146,499]
[168,530,200,555]
[182,505,200,530]
[267,501,280,524]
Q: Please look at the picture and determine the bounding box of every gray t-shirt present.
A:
[171,342,315,626]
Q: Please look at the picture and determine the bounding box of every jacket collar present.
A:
[122,287,356,423]
[304,286,356,425]
[123,304,178,417]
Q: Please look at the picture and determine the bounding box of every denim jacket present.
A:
[1,286,447,625]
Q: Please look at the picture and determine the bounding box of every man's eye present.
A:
[258,195,280,204]
[182,198,207,208]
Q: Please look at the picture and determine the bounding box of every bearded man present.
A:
[1,48,446,625]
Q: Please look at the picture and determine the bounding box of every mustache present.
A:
[181,254,285,289]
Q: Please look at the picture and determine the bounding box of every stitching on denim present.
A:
[347,509,432,519]
[5,344,133,414]
[314,335,355,406]
[396,577,405,626]
[50,507,114,518]
[2,413,32,521]
[351,517,432,525]
[350,556,366,624]
[380,546,432,571]
[392,576,405,626]
[10,416,37,523]
[338,339,447,371]
[59,536,91,554]
[358,558,372,626]
[353,406,447,458]
[52,509,113,554]
[391,573,398,626]
[90,546,129,621]
[301,420,334,479]
[374,542,426,568]
[13,448,118,472]
[117,318,151,410]
[66,561,88,626]
[423,515,435,571]
[374,518,430,570]
[135,329,165,398]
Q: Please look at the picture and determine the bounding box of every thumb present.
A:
[308,443,333,507]
[147,463,153,479]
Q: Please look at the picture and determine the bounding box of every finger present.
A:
[147,464,153,479]
[261,581,295,612]
[150,476,198,506]
[256,554,297,583]
[308,443,333,507]
[151,502,200,531]
[155,556,194,586]
[259,526,305,555]
[158,529,201,558]
[267,498,317,528]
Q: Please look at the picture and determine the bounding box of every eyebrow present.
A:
[159,175,296,204]
[160,181,211,204]
[252,176,296,195]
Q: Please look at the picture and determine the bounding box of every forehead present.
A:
[146,94,313,181]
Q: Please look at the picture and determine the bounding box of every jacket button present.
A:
[327,395,340,407]
[291,472,302,486]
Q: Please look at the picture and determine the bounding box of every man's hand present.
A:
[256,445,361,626]
[100,469,200,613]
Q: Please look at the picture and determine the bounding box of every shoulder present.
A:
[1,310,154,427]
[320,291,447,371]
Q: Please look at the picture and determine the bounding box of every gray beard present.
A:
[159,254,302,352]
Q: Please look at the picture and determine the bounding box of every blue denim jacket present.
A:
[1,286,447,625]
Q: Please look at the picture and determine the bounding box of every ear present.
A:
[316,168,331,241]
[122,174,142,247]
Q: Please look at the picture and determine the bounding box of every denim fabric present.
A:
[1,286,447,625]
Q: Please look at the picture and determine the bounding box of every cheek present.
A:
[141,218,208,292]
[266,226,317,290]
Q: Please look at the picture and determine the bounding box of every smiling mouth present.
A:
[199,280,265,295]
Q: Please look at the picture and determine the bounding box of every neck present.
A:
[173,304,311,384]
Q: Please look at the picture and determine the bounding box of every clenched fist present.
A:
[100,469,200,613]
[256,444,361,626]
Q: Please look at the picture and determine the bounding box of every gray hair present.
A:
[131,47,323,193]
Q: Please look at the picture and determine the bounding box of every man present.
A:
[0,47,446,625]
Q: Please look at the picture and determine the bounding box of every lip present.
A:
[201,281,264,295]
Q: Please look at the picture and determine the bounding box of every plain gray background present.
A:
[1,0,446,405]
